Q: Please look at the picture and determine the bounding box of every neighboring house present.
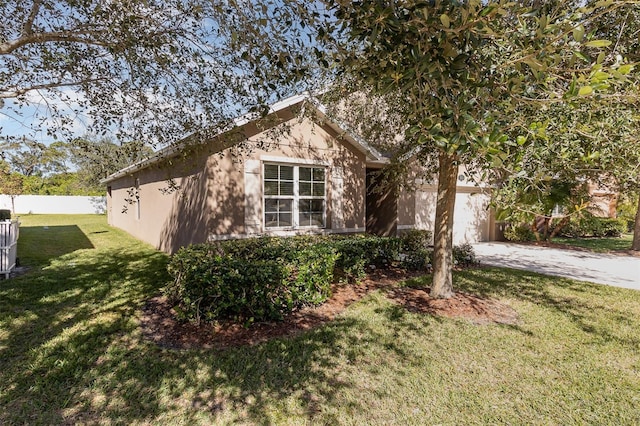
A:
[587,182,618,218]
[102,94,500,254]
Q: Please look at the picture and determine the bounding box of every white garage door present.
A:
[414,189,492,244]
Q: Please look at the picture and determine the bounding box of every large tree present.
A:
[0,0,317,146]
[313,0,639,297]
[492,0,640,249]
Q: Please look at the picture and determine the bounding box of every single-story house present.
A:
[102,94,501,254]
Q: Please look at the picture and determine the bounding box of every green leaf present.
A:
[573,51,589,62]
[578,86,593,96]
[591,71,610,83]
[480,5,496,17]
[584,40,612,48]
[572,25,585,42]
[440,14,450,28]
[618,64,633,75]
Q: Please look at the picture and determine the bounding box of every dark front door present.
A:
[366,168,397,236]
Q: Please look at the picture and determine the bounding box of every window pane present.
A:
[279,199,292,211]
[311,199,324,212]
[265,199,278,212]
[264,164,279,180]
[299,182,311,196]
[280,181,294,195]
[313,168,325,182]
[264,181,278,195]
[280,165,294,180]
[311,213,324,227]
[312,183,325,197]
[299,212,311,227]
[298,199,310,212]
[265,213,278,227]
[299,167,311,181]
[279,213,292,227]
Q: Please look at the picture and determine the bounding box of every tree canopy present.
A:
[309,0,640,296]
[0,0,318,146]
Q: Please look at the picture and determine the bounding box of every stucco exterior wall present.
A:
[397,190,416,229]
[107,147,214,252]
[106,114,367,253]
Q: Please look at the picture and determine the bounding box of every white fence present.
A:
[0,195,106,214]
[0,220,19,278]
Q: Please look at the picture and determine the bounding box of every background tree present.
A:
[0,138,68,176]
[68,137,154,192]
[0,160,24,213]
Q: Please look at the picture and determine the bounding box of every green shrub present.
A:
[166,233,479,325]
[616,194,638,232]
[400,229,433,252]
[597,218,626,237]
[397,230,433,271]
[561,215,627,238]
[330,235,403,281]
[400,248,432,271]
[504,224,535,242]
[165,241,338,323]
[0,210,11,220]
[288,244,338,305]
[453,243,478,267]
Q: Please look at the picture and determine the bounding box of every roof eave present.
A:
[101,92,386,184]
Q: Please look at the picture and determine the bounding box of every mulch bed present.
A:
[140,269,519,350]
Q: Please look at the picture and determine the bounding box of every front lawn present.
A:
[1,215,639,424]
[552,233,634,252]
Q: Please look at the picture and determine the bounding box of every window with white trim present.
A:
[263,163,326,229]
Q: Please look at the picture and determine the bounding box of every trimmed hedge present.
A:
[165,232,476,324]
[0,210,11,220]
[166,240,338,323]
[503,224,535,242]
[561,215,627,238]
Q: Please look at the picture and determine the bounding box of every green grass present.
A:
[552,233,634,252]
[2,215,639,424]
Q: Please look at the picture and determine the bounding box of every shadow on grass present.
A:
[17,225,94,267]
[454,267,640,347]
[78,318,368,425]
[0,241,380,424]
[0,245,170,424]
[3,250,638,423]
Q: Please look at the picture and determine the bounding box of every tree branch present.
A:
[22,0,42,36]
[0,32,108,55]
[0,78,108,98]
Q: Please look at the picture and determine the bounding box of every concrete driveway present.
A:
[472,242,640,290]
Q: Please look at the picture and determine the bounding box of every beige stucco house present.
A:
[102,94,499,253]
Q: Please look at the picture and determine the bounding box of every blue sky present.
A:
[1,92,91,145]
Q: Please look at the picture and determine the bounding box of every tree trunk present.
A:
[430,152,458,299]
[632,192,640,251]
[549,215,571,241]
